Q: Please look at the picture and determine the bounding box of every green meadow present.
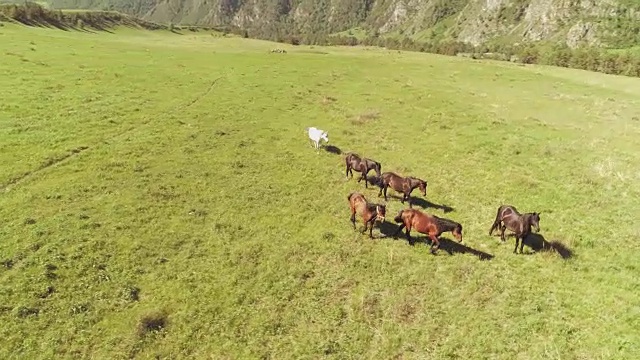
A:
[1,23,640,359]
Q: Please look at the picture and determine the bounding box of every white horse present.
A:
[306,127,329,152]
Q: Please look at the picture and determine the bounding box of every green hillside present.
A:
[41,0,640,49]
[1,21,640,359]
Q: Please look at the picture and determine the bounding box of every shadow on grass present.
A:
[410,197,455,213]
[323,144,342,155]
[377,222,494,260]
[6,16,132,33]
[8,16,72,31]
[1,5,166,33]
[494,233,574,259]
[368,187,455,214]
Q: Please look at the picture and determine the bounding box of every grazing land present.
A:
[1,22,640,359]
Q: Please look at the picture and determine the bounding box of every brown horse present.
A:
[347,192,386,239]
[488,205,541,254]
[393,208,463,253]
[377,172,427,208]
[345,152,382,189]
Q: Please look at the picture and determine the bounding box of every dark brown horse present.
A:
[488,205,541,254]
[345,152,382,189]
[347,192,386,239]
[393,208,463,253]
[377,172,427,208]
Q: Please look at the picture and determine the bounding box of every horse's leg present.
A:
[519,235,526,254]
[368,218,376,239]
[361,216,371,234]
[407,194,413,208]
[428,234,440,254]
[363,170,369,189]
[513,236,520,254]
[405,229,414,246]
[383,185,389,201]
[350,209,357,230]
[500,225,507,242]
[347,164,355,180]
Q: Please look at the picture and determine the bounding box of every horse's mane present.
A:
[522,212,539,224]
[433,215,461,232]
[366,201,385,211]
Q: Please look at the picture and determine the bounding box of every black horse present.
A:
[344,152,382,189]
[489,205,541,254]
[376,172,427,208]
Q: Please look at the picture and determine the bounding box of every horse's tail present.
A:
[488,205,505,236]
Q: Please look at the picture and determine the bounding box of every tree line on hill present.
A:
[0,2,164,30]
[240,29,640,79]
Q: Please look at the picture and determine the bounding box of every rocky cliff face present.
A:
[48,0,640,48]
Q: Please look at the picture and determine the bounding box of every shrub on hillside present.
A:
[517,45,540,64]
[569,48,599,70]
[542,43,572,67]
[598,52,619,74]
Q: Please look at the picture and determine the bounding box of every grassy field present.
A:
[1,22,640,359]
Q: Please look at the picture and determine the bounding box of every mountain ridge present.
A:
[44,0,640,49]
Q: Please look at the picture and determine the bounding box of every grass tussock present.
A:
[321,95,337,105]
[351,110,381,125]
[136,310,168,338]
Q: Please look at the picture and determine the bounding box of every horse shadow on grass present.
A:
[377,222,494,260]
[362,176,454,213]
[496,233,574,260]
[409,197,455,213]
[323,144,342,155]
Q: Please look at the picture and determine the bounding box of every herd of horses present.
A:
[306,126,544,255]
[344,151,542,255]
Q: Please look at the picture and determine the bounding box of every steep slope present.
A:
[45,0,640,48]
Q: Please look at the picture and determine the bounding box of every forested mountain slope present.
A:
[46,0,640,49]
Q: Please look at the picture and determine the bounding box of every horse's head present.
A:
[453,224,464,243]
[529,212,541,233]
[393,209,404,224]
[417,179,428,197]
[375,204,386,222]
[367,175,382,188]
[321,131,329,143]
